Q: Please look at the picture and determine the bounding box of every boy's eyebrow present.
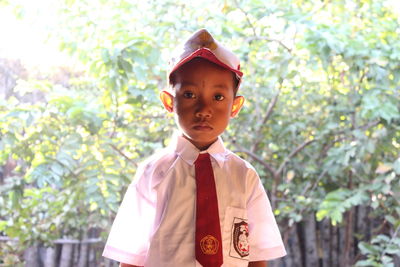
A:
[179,81,231,90]
[180,81,197,87]
[212,84,230,90]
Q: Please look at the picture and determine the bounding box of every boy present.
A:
[103,29,286,267]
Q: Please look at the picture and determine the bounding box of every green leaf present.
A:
[0,220,7,231]
[385,244,400,255]
[355,259,378,267]
[393,158,400,175]
[379,102,400,123]
[358,242,380,255]
[51,163,64,177]
[316,188,369,224]
[384,215,397,226]
[101,48,111,64]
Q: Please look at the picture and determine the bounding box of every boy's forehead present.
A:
[173,58,237,91]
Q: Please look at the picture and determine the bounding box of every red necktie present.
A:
[194,153,223,267]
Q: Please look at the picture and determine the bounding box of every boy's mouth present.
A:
[193,123,213,131]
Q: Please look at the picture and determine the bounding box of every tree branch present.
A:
[246,36,292,53]
[319,119,380,160]
[277,139,315,174]
[108,144,137,166]
[251,89,281,152]
[301,169,328,196]
[234,146,276,176]
[233,0,257,37]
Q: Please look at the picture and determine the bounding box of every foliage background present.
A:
[0,0,399,266]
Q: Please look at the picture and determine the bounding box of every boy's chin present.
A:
[181,134,218,150]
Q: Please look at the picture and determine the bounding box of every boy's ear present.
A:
[231,96,245,117]
[159,90,174,112]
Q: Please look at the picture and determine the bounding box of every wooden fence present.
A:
[1,208,398,266]
[0,237,118,267]
[275,208,399,267]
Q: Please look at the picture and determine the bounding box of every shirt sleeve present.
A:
[246,170,286,261]
[102,165,156,266]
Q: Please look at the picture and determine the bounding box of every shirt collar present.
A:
[171,133,227,168]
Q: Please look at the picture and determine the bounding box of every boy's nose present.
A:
[195,101,212,118]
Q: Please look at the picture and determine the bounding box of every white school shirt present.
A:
[103,135,286,266]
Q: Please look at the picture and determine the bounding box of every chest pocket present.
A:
[222,206,249,267]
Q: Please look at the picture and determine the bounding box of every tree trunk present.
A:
[303,213,319,267]
[297,222,306,267]
[104,258,114,267]
[43,247,57,267]
[74,243,80,266]
[338,225,346,266]
[329,224,339,267]
[280,226,293,267]
[78,235,89,267]
[59,243,74,267]
[287,225,302,267]
[319,219,330,267]
[353,205,369,264]
[357,205,370,241]
[343,209,354,266]
[24,246,39,267]
[88,245,97,267]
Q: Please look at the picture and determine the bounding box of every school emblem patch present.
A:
[200,235,219,255]
[231,218,250,258]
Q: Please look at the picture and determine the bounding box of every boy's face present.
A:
[160,58,244,150]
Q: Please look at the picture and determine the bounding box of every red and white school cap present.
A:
[168,29,243,85]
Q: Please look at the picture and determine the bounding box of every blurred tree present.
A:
[0,0,399,266]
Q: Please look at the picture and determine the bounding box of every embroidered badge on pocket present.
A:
[229,217,250,259]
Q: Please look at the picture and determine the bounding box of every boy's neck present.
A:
[182,134,217,151]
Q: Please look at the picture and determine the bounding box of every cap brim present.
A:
[169,48,243,79]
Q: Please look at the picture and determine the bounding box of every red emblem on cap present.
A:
[200,235,219,255]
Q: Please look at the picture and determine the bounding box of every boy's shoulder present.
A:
[137,147,176,174]
[132,147,176,190]
[223,148,259,173]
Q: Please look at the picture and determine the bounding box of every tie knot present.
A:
[196,153,210,163]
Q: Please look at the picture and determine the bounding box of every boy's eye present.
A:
[214,94,225,101]
[183,92,195,99]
